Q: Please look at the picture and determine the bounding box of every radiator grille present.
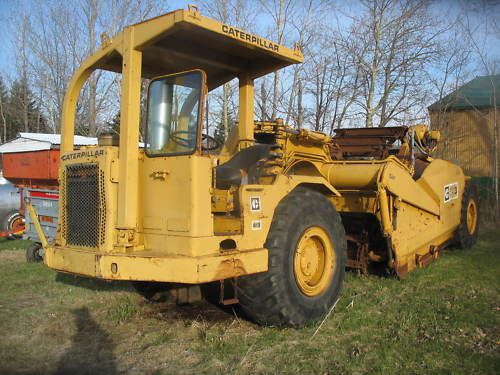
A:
[65,163,105,247]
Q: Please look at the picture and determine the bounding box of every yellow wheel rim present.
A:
[466,199,477,235]
[293,226,335,297]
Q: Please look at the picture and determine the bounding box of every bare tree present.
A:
[23,3,79,132]
[80,0,159,135]
[283,0,325,127]
[259,0,296,120]
[297,79,303,128]
[0,90,6,143]
[329,40,363,132]
[429,27,472,128]
[348,0,442,127]
[425,11,473,164]
[256,77,271,121]
[0,105,5,143]
[201,0,256,139]
[14,0,160,134]
[4,0,495,152]
[302,22,363,134]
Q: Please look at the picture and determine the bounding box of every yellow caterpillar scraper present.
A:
[37,6,478,326]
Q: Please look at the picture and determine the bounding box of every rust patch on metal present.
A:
[219,278,239,305]
[331,126,408,159]
[416,246,440,268]
[345,233,369,275]
[394,261,409,278]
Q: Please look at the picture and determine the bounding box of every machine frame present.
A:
[33,6,478,326]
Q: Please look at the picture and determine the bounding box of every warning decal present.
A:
[251,220,262,230]
[444,182,459,203]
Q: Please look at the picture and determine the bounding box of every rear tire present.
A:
[238,187,346,327]
[456,183,479,248]
[26,242,43,263]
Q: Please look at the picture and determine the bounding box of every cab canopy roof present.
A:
[91,7,303,90]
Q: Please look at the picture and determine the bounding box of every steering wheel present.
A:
[169,130,197,148]
[169,130,221,151]
[202,134,221,151]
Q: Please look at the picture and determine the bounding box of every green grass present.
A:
[0,232,498,374]
[0,238,31,251]
[107,296,138,325]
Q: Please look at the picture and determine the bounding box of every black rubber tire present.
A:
[455,183,479,248]
[237,186,347,327]
[26,242,43,263]
[3,211,24,239]
[1,211,15,232]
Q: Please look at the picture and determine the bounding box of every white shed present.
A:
[0,133,98,153]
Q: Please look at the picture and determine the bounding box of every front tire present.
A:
[238,187,346,327]
[26,242,43,263]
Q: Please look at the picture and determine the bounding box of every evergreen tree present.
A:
[6,79,47,140]
[6,81,26,138]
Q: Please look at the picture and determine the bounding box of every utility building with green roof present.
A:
[428,74,499,177]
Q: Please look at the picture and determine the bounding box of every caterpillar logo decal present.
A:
[444,182,458,203]
[61,149,104,161]
[221,24,279,52]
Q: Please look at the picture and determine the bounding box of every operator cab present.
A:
[58,7,304,249]
[144,67,280,189]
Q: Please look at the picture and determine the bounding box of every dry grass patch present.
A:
[0,230,498,374]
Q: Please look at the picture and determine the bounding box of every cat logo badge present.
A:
[250,196,261,212]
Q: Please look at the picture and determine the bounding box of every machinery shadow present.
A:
[54,273,238,325]
[55,269,394,328]
[142,297,238,325]
[55,272,133,292]
[139,281,243,325]
[55,307,117,375]
[346,262,395,279]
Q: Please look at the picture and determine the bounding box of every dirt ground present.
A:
[0,231,499,374]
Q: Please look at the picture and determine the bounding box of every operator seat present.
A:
[215,144,280,189]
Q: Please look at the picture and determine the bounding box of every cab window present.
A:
[146,71,203,156]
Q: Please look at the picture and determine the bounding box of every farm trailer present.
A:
[1,134,96,260]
